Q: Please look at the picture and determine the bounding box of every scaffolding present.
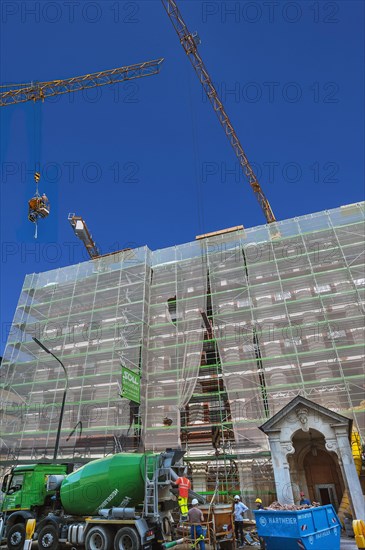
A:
[0,247,151,461]
[1,203,364,496]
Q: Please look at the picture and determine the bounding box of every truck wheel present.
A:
[114,527,140,550]
[7,523,26,550]
[85,526,113,550]
[38,524,59,550]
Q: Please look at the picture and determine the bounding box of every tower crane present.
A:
[0,59,163,106]
[161,0,276,224]
[0,58,163,236]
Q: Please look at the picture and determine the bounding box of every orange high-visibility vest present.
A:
[175,477,191,498]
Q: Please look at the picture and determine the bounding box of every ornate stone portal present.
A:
[259,396,364,519]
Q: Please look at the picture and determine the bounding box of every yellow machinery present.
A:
[353,519,365,549]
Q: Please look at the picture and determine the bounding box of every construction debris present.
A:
[266,501,321,511]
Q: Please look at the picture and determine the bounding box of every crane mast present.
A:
[161,0,276,224]
[0,58,163,106]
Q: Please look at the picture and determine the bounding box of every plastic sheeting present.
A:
[0,203,364,463]
[142,249,207,451]
[207,205,365,458]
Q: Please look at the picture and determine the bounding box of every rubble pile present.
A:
[265,501,321,511]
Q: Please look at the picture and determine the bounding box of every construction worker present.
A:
[255,498,263,510]
[299,492,311,505]
[171,471,191,518]
[187,499,205,550]
[232,495,248,548]
[39,193,49,213]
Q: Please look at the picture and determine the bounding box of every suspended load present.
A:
[28,172,50,238]
[28,193,50,223]
[28,171,50,225]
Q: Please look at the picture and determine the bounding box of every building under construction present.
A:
[1,202,364,507]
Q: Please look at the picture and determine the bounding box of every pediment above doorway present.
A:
[258,395,352,439]
[256,395,364,520]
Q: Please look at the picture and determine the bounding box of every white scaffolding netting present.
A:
[1,203,364,463]
[142,245,207,451]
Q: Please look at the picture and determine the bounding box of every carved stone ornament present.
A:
[191,462,208,474]
[295,406,309,432]
[325,439,338,454]
[282,442,295,456]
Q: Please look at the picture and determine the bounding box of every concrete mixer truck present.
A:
[0,449,202,550]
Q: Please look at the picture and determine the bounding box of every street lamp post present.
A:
[32,337,69,460]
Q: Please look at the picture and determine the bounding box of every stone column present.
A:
[332,425,365,519]
[267,431,295,505]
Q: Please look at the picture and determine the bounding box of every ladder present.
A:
[143,455,159,519]
[143,455,171,520]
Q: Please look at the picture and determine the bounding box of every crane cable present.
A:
[34,98,41,192]
[32,99,42,238]
[187,68,205,234]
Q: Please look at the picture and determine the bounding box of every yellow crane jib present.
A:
[0,58,164,106]
[161,0,276,224]
[2,58,164,238]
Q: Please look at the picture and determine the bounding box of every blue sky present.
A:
[0,0,364,355]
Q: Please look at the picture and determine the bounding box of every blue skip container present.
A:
[254,504,341,550]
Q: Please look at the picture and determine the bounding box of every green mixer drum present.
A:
[60,452,158,515]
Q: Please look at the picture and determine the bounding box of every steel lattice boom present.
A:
[0,58,164,107]
[161,0,276,224]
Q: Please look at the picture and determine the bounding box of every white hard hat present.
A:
[234,495,240,500]
[192,498,199,505]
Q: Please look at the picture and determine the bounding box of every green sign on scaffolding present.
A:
[121,366,140,403]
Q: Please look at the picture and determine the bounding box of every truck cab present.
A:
[1,464,69,550]
[2,471,25,511]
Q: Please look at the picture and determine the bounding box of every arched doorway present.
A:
[259,395,365,519]
[292,428,344,511]
[303,448,343,509]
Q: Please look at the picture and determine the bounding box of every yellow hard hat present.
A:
[255,498,262,503]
